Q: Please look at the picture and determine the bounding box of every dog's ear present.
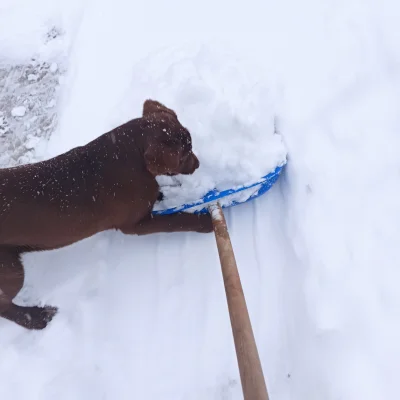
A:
[143,100,177,119]
[144,144,181,176]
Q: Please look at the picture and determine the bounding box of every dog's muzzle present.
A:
[180,152,199,175]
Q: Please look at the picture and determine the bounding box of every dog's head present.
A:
[142,100,200,177]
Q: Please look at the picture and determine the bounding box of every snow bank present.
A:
[0,0,84,167]
[0,0,81,65]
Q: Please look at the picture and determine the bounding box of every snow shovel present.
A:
[209,202,269,400]
[153,163,285,400]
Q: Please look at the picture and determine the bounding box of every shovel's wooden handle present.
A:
[210,203,269,400]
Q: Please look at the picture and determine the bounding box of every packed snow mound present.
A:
[0,21,69,168]
[0,58,66,167]
[114,44,287,210]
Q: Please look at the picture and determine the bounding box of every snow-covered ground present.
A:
[1,0,400,399]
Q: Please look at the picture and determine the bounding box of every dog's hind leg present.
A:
[0,247,57,330]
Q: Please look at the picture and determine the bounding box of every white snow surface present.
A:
[1,0,400,399]
[11,106,26,117]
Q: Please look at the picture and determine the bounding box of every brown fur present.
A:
[0,100,212,330]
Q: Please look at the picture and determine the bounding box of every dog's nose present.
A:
[180,152,200,174]
[192,153,200,170]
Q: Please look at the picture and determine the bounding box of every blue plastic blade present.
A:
[152,162,286,215]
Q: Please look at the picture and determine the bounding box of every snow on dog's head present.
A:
[141,100,199,177]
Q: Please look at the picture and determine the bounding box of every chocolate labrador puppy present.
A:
[0,99,212,330]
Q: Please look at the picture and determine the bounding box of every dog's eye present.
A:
[164,138,180,147]
[178,133,191,147]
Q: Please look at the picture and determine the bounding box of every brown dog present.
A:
[0,99,213,330]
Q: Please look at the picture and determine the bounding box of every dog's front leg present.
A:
[120,213,213,235]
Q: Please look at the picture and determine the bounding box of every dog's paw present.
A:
[22,305,58,330]
[2,304,58,330]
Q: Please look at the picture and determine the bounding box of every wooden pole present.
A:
[209,203,269,400]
